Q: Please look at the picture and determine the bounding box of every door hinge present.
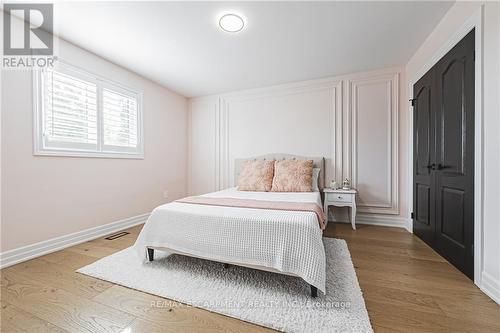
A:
[411,212,415,219]
[409,98,416,106]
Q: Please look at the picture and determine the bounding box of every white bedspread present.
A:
[133,188,326,293]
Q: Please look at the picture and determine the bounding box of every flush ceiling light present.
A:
[218,13,245,33]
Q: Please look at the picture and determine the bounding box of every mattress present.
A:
[133,187,326,293]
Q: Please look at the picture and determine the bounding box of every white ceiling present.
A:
[54,1,453,97]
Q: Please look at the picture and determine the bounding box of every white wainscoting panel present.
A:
[349,73,399,215]
[220,79,343,188]
[188,97,219,195]
[188,68,403,221]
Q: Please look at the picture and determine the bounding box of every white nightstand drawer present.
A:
[327,193,353,203]
[323,188,357,230]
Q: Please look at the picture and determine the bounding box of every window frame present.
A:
[33,61,144,159]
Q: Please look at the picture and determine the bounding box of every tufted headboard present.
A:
[234,154,326,191]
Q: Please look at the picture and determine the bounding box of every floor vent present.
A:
[105,232,130,240]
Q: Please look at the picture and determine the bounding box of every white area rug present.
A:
[77,238,372,332]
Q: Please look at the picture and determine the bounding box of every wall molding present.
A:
[481,271,500,306]
[188,97,219,195]
[219,96,229,189]
[0,213,149,269]
[348,73,400,215]
[219,79,343,188]
[189,66,404,219]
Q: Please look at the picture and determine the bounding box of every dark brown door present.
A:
[413,68,436,246]
[413,29,475,279]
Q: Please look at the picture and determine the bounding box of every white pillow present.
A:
[312,168,321,192]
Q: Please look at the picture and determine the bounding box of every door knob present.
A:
[426,163,436,170]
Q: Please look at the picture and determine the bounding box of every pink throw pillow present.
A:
[237,160,275,191]
[271,159,313,192]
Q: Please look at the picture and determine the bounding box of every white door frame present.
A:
[407,6,484,285]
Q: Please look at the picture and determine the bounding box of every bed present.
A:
[133,154,327,297]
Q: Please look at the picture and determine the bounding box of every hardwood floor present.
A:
[1,223,499,332]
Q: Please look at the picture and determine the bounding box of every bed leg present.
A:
[310,285,318,298]
[147,248,154,261]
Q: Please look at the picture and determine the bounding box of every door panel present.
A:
[440,187,465,245]
[413,70,436,246]
[416,86,432,176]
[441,59,466,175]
[435,29,475,279]
[416,184,431,225]
[413,29,474,280]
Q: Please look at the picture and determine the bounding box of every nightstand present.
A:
[323,188,357,230]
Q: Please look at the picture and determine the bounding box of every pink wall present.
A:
[1,39,189,252]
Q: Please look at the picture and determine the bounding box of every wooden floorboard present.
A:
[1,223,499,332]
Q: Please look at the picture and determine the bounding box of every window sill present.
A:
[33,149,144,160]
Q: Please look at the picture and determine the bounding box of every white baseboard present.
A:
[332,214,412,232]
[358,215,413,232]
[0,213,149,269]
[328,214,413,233]
[481,271,500,306]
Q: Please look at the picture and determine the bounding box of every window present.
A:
[34,62,143,158]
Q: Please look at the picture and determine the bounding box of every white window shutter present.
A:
[102,88,138,149]
[35,61,143,158]
[44,70,98,147]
